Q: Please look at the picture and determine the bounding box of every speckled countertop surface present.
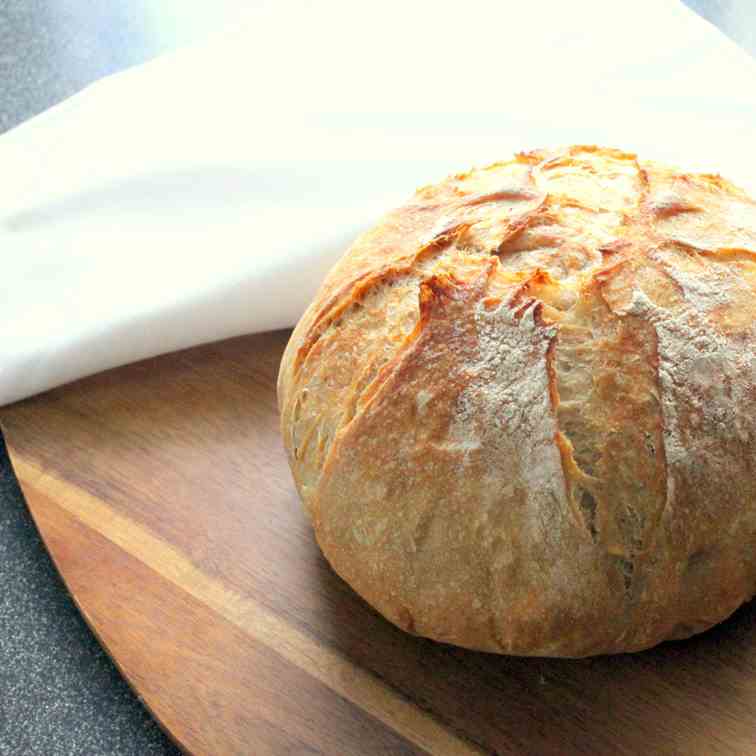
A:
[0,2,753,754]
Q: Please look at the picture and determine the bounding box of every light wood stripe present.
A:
[14,456,483,756]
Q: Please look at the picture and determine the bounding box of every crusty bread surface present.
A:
[278,146,756,656]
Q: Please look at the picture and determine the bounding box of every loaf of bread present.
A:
[277,146,756,656]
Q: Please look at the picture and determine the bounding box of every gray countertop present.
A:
[0,2,754,754]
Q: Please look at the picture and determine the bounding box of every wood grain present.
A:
[2,330,756,755]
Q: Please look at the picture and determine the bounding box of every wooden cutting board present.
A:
[3,330,756,756]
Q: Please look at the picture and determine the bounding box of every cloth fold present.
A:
[3,0,756,406]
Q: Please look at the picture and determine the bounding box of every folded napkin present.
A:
[2,0,756,406]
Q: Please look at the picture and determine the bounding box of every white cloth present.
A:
[2,0,756,406]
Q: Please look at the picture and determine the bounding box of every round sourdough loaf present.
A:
[277,146,756,656]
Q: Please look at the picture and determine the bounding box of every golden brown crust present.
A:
[278,145,756,656]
